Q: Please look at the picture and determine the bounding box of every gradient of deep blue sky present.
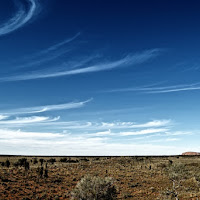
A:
[0,0,200,155]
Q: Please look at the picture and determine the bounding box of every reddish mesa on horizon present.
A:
[182,152,200,156]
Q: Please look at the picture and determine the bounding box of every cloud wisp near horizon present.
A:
[0,96,180,152]
[0,113,194,155]
[0,0,40,36]
[0,89,195,155]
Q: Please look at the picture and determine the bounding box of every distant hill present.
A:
[182,152,200,155]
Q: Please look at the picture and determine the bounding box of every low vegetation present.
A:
[71,175,117,200]
[1,155,200,199]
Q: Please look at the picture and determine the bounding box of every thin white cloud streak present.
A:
[165,138,180,142]
[0,116,59,124]
[0,115,8,120]
[133,137,180,143]
[0,129,64,139]
[88,129,113,137]
[104,82,168,93]
[16,32,81,69]
[70,107,148,117]
[88,127,169,137]
[18,48,73,69]
[0,134,193,155]
[148,86,200,94]
[0,128,106,145]
[100,120,171,129]
[133,131,192,141]
[36,119,171,131]
[133,133,163,140]
[0,0,39,36]
[1,99,92,115]
[0,119,194,155]
[120,128,168,136]
[40,32,81,54]
[106,82,200,94]
[165,131,192,136]
[0,119,171,132]
[136,138,180,143]
[0,48,161,82]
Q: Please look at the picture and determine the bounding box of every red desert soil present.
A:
[1,156,200,199]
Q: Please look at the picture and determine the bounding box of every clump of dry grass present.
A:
[71,175,117,200]
[160,162,200,199]
[166,163,190,181]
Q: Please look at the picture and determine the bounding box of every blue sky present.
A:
[0,0,200,155]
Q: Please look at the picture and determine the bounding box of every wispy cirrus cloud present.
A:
[0,48,161,82]
[165,131,193,136]
[0,0,40,36]
[87,127,169,137]
[165,138,180,142]
[146,83,200,94]
[1,99,92,115]
[0,129,191,155]
[106,82,200,94]
[0,115,8,120]
[88,129,113,137]
[37,119,171,132]
[0,116,189,155]
[99,119,171,129]
[133,130,192,141]
[0,129,64,140]
[15,32,81,69]
[39,32,81,55]
[0,116,59,124]
[120,128,168,136]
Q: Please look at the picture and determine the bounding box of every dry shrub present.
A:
[157,163,167,169]
[167,163,190,181]
[71,175,117,200]
[184,177,199,189]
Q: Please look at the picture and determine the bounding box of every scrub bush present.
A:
[71,175,117,200]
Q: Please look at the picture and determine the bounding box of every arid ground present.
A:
[1,155,200,199]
